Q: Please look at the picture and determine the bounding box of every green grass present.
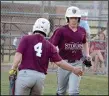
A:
[1,71,108,95]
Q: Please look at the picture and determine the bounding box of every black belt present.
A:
[68,60,76,63]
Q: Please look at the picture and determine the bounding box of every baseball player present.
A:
[49,6,91,95]
[9,18,83,95]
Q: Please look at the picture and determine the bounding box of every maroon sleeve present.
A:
[16,36,27,54]
[49,43,62,62]
[49,29,62,46]
[82,29,87,44]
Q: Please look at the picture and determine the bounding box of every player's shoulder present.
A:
[78,26,85,30]
[45,39,56,49]
[25,34,44,39]
[45,39,52,46]
[54,25,68,32]
[19,35,35,43]
[20,35,31,41]
[53,25,68,36]
[21,34,33,38]
[78,26,86,33]
[20,35,28,41]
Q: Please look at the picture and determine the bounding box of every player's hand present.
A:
[85,55,91,61]
[9,69,17,76]
[73,67,83,76]
[9,69,17,81]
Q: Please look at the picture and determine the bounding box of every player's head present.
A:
[32,18,50,37]
[65,6,81,24]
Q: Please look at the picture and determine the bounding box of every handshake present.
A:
[73,67,83,76]
[72,56,92,76]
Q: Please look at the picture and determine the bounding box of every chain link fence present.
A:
[1,1,108,74]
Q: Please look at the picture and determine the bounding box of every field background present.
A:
[1,1,108,95]
[1,65,108,95]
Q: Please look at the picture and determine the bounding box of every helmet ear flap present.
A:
[78,17,81,23]
[66,17,69,23]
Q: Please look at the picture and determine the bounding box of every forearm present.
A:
[11,52,22,70]
[55,60,75,72]
[83,42,89,56]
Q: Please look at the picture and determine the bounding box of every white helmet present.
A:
[32,18,50,36]
[65,6,81,19]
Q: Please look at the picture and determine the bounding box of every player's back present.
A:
[17,34,54,74]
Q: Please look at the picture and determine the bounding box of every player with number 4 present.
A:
[9,18,83,95]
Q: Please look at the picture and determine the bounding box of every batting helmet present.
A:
[65,6,81,22]
[32,18,50,36]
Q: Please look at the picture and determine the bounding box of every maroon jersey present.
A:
[16,34,62,74]
[49,25,87,60]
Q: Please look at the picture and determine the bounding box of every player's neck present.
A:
[35,33,45,37]
[68,24,78,32]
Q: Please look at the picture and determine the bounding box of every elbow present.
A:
[54,60,62,67]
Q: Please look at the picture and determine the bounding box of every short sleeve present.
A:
[49,43,62,62]
[82,28,87,44]
[49,28,62,46]
[16,36,27,54]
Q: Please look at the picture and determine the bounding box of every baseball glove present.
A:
[82,56,92,67]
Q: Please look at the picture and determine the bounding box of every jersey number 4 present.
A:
[34,43,42,57]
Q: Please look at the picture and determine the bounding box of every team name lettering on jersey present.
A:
[65,42,83,50]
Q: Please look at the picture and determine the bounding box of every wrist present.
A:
[9,69,17,75]
[11,66,17,70]
[72,67,75,73]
